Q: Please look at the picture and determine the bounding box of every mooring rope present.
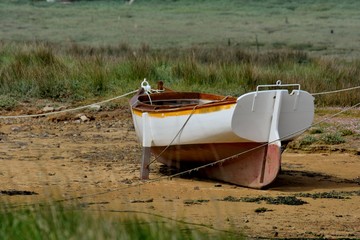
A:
[0,90,138,119]
[3,84,360,210]
[311,85,360,96]
[1,85,358,119]
[6,100,359,212]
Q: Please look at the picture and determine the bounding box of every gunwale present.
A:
[130,89,237,114]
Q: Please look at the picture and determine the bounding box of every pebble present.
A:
[42,106,54,113]
[80,115,89,122]
[89,104,101,111]
[11,126,21,132]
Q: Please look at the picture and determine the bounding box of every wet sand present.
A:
[0,108,359,238]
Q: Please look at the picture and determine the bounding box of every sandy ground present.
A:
[0,106,359,239]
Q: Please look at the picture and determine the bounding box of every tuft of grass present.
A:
[0,95,18,110]
[320,133,346,145]
[309,128,324,134]
[299,135,318,146]
[339,128,354,136]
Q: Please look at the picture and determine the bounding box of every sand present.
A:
[0,107,359,238]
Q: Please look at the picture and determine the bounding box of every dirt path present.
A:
[0,107,359,238]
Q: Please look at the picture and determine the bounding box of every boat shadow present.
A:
[159,165,360,192]
[266,169,359,192]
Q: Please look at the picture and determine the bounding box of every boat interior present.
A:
[142,98,212,106]
[136,92,237,108]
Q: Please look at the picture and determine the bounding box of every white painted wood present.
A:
[277,90,314,141]
[268,91,282,146]
[231,91,279,142]
[231,90,314,142]
[132,89,314,147]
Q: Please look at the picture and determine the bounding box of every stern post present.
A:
[259,90,282,185]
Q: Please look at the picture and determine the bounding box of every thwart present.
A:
[130,80,314,188]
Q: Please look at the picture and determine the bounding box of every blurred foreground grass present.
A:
[0,203,241,240]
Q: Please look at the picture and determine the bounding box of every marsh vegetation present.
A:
[0,41,359,110]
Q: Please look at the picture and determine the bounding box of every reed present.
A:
[0,41,359,109]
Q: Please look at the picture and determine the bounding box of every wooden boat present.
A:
[130,80,314,188]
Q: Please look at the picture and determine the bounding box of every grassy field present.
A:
[1,0,359,108]
[1,0,360,58]
[0,41,359,108]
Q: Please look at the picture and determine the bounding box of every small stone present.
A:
[89,104,101,111]
[214,183,222,187]
[194,186,200,190]
[11,126,21,132]
[42,106,54,113]
[54,106,66,111]
[80,115,89,122]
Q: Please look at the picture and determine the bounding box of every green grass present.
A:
[289,117,360,151]
[320,133,346,145]
[0,0,359,108]
[1,0,360,58]
[0,94,18,110]
[299,135,318,147]
[0,42,359,108]
[0,203,241,240]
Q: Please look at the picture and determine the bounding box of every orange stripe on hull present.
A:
[132,103,235,118]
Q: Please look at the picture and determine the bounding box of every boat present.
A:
[130,79,314,188]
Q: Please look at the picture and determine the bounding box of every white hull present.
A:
[132,90,314,147]
[132,104,243,146]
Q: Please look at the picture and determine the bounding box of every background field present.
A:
[1,0,360,107]
[1,0,360,58]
